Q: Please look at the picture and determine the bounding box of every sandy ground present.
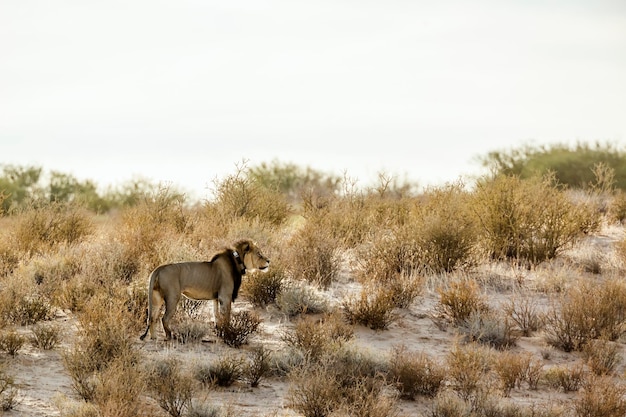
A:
[5,224,626,417]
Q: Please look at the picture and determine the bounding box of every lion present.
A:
[140,239,270,341]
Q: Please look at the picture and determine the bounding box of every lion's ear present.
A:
[242,241,250,252]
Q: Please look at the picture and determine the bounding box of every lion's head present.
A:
[236,239,270,272]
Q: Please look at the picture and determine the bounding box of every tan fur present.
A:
[140,239,269,341]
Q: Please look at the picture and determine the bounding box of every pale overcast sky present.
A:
[2,0,625,198]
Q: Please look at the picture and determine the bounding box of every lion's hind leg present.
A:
[141,290,164,340]
[162,292,180,341]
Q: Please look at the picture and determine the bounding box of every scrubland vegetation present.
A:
[2,143,626,416]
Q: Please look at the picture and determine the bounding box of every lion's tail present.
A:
[139,268,159,340]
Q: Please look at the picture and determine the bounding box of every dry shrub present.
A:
[175,320,211,344]
[544,279,626,352]
[502,293,543,336]
[0,273,54,326]
[608,190,626,224]
[332,379,399,417]
[385,272,424,309]
[242,345,272,387]
[243,264,285,306]
[30,322,61,350]
[430,390,471,417]
[494,351,533,396]
[54,274,100,312]
[118,186,190,270]
[0,366,19,411]
[388,345,445,399]
[145,357,196,417]
[582,339,622,375]
[11,202,94,255]
[574,375,626,417]
[287,363,342,417]
[194,354,244,387]
[446,343,493,401]
[472,175,598,265]
[357,224,422,283]
[209,162,290,227]
[412,183,478,273]
[0,328,25,356]
[94,354,146,417]
[282,313,353,361]
[288,345,391,417]
[0,239,20,277]
[342,286,397,330]
[459,311,517,350]
[64,295,137,401]
[276,280,328,317]
[215,310,261,348]
[286,223,341,289]
[544,364,586,392]
[75,296,136,367]
[436,278,488,325]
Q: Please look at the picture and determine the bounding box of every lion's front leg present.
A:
[213,299,221,326]
[217,295,231,328]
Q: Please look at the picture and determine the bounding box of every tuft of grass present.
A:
[544,279,626,352]
[93,354,146,417]
[175,320,211,344]
[286,224,341,289]
[493,351,533,396]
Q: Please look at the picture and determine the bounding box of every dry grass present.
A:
[4,168,626,417]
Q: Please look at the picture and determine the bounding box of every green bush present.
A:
[479,141,626,190]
